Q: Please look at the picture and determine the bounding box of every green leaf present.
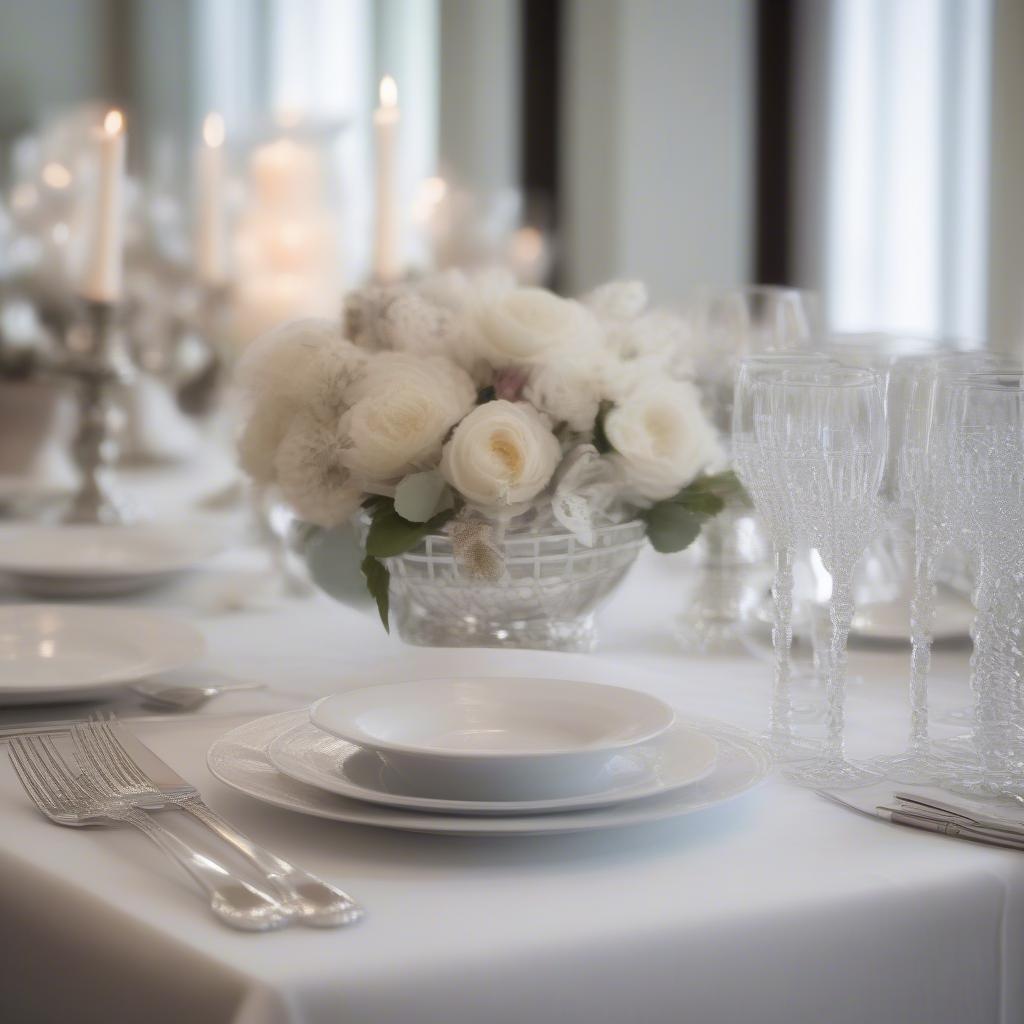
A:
[476,385,496,404]
[360,555,390,632]
[365,504,455,558]
[673,488,725,517]
[641,502,705,554]
[394,470,454,523]
[593,399,614,454]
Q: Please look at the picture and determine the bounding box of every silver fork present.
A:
[9,734,291,931]
[72,720,362,927]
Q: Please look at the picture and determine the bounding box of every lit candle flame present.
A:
[203,112,225,148]
[103,109,124,136]
[380,75,398,108]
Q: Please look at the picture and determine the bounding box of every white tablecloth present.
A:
[0,486,1021,1023]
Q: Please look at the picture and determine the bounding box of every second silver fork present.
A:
[72,720,362,927]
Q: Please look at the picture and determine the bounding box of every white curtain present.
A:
[799,0,993,343]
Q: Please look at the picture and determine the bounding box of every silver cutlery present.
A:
[72,718,362,928]
[820,787,1024,852]
[132,679,266,711]
[9,733,291,931]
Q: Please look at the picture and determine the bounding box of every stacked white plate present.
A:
[0,604,205,704]
[0,522,227,598]
[208,677,770,836]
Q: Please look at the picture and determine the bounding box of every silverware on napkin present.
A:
[71,718,362,927]
[819,786,1024,851]
[8,733,291,931]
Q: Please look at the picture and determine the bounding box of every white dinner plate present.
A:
[309,677,675,801]
[0,522,227,597]
[267,718,718,815]
[209,710,769,836]
[0,605,205,704]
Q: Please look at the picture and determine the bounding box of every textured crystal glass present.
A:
[675,286,819,654]
[370,518,647,652]
[940,372,1024,790]
[732,354,831,759]
[753,365,886,787]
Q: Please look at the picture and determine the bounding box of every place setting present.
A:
[2,5,1024,1022]
[208,675,770,837]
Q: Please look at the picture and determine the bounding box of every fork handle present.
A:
[114,806,292,931]
[179,796,362,927]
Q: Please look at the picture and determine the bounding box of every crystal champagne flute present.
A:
[754,365,886,787]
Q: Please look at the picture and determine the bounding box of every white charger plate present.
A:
[267,718,719,815]
[209,710,769,836]
[0,522,227,597]
[0,605,205,704]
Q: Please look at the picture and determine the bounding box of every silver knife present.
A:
[74,720,362,927]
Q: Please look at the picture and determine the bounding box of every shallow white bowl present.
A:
[309,677,675,801]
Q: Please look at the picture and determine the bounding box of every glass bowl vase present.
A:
[371,518,647,652]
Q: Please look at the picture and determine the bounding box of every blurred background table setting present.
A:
[2,2,1024,1023]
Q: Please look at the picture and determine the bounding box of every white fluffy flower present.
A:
[585,280,649,321]
[476,288,598,367]
[236,399,294,484]
[235,318,364,407]
[274,413,362,528]
[522,353,604,433]
[603,380,720,501]
[233,318,367,485]
[340,353,476,483]
[441,400,562,508]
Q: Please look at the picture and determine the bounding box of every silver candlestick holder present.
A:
[59,299,135,524]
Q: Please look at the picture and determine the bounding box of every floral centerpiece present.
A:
[234,271,737,649]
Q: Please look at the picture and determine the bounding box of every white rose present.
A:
[274,413,362,528]
[604,380,720,501]
[522,353,604,433]
[441,400,562,508]
[340,353,476,483]
[476,287,598,367]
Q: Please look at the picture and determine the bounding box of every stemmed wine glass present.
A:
[752,365,886,787]
[940,371,1024,791]
[733,354,830,758]
[870,356,948,781]
[675,287,819,655]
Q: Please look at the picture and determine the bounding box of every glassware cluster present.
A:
[734,344,1024,794]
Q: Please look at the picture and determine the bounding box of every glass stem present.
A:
[825,567,855,763]
[769,544,795,751]
[907,518,935,756]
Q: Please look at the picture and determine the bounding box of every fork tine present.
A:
[72,723,128,793]
[34,734,88,800]
[9,739,58,816]
[13,736,72,812]
[97,721,154,789]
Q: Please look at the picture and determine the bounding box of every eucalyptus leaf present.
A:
[304,524,372,608]
[365,504,455,558]
[641,502,704,554]
[360,555,390,632]
[394,470,454,523]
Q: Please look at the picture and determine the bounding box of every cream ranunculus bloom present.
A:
[603,380,720,501]
[340,353,476,483]
[475,287,598,367]
[522,352,605,433]
[440,400,562,508]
